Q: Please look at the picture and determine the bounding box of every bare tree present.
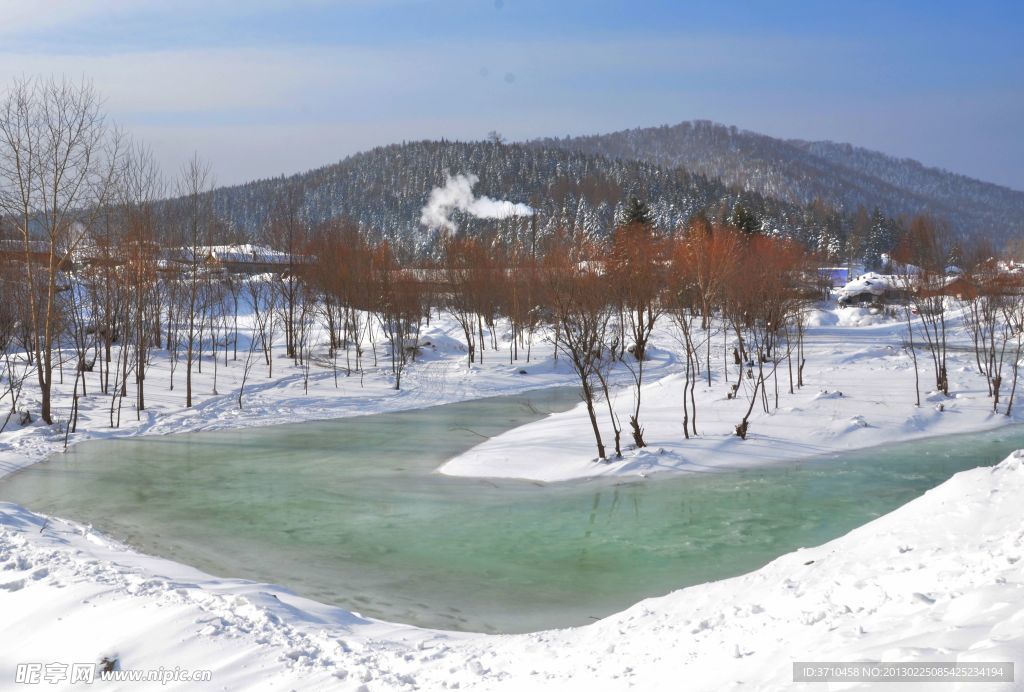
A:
[0,77,117,424]
[371,243,423,390]
[724,235,805,439]
[960,240,1003,404]
[118,140,164,415]
[263,183,308,361]
[0,257,32,432]
[893,216,953,395]
[1001,287,1024,417]
[607,219,666,448]
[175,154,215,408]
[542,238,615,460]
[245,269,280,379]
[441,234,489,369]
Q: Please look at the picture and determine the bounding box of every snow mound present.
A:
[804,308,839,327]
[835,306,890,327]
[415,329,467,354]
[826,414,871,436]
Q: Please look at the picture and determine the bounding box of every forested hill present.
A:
[533,120,1024,247]
[204,140,892,259]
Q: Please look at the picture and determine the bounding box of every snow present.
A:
[442,315,1023,482]
[177,244,292,265]
[2,452,1022,690]
[0,317,590,480]
[203,244,290,264]
[2,300,1024,689]
[835,272,899,301]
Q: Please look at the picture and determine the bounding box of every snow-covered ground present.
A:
[0,316,592,480]
[3,303,1019,484]
[443,308,1024,481]
[2,302,1023,689]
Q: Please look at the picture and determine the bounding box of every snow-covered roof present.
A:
[940,273,970,288]
[203,244,291,264]
[837,272,896,298]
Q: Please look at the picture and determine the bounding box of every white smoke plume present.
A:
[419,173,533,232]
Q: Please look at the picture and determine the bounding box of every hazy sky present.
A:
[2,0,1021,189]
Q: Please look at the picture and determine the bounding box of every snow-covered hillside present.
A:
[535,120,1024,248]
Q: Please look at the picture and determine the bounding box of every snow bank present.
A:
[442,318,1020,482]
[0,314,604,482]
[3,452,1022,690]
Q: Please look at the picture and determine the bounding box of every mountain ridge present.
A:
[532,120,1023,246]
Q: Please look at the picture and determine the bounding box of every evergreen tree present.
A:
[848,205,871,267]
[864,207,901,270]
[622,197,652,226]
[731,202,760,235]
[947,243,963,270]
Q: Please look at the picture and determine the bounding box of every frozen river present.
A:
[3,386,1020,633]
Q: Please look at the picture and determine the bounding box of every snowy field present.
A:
[1,302,1023,690]
[443,307,1024,481]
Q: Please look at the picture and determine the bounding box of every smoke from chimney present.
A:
[420,173,533,232]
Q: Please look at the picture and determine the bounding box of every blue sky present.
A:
[2,0,1021,189]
